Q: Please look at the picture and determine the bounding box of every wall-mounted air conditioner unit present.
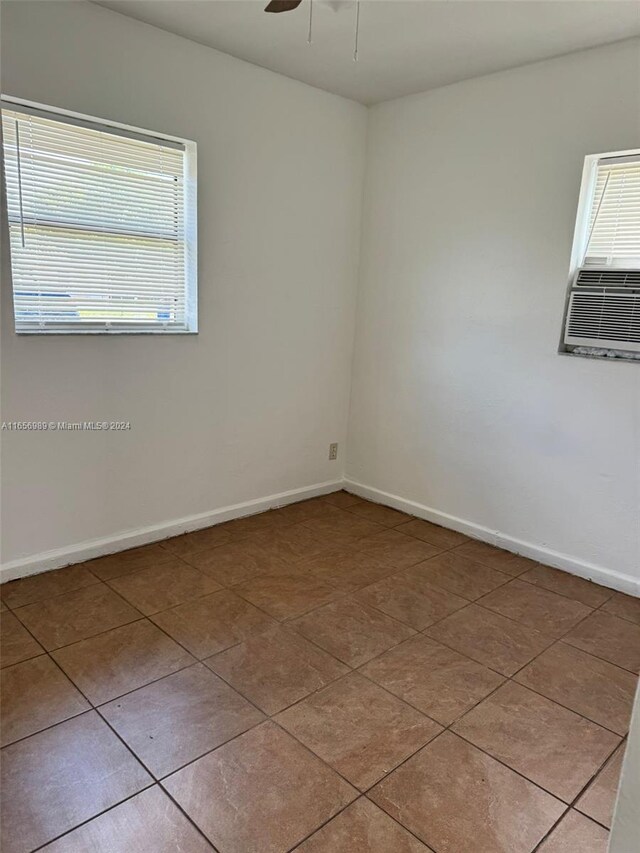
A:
[563,269,640,353]
[561,149,640,359]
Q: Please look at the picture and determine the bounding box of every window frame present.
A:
[1,96,198,335]
[567,148,640,280]
[559,148,640,360]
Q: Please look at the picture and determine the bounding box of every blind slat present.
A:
[585,158,640,263]
[2,105,190,332]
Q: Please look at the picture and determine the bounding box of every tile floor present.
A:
[1,492,639,853]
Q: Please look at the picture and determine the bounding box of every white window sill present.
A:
[15,329,199,336]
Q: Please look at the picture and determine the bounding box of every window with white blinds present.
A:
[583,155,640,267]
[1,100,197,333]
[561,149,640,358]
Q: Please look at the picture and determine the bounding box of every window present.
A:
[1,99,197,333]
[561,150,640,358]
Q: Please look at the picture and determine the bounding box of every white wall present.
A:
[3,4,639,592]
[347,41,640,591]
[0,1,366,568]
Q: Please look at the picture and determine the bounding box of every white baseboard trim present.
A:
[4,474,637,598]
[0,479,343,584]
[344,478,640,598]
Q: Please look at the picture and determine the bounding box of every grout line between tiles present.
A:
[43,651,219,853]
[3,675,626,851]
[287,793,437,853]
[0,573,105,611]
[322,577,633,741]
[530,736,626,851]
[28,613,148,656]
[571,741,628,832]
[39,631,200,716]
[3,519,634,719]
[280,598,425,669]
[364,796,449,853]
[203,540,635,745]
[0,646,47,671]
[569,740,627,825]
[515,572,616,608]
[286,797,364,852]
[449,726,619,809]
[27,781,159,853]
[413,613,633,738]
[594,599,640,627]
[11,607,146,654]
[5,591,455,850]
[6,626,169,846]
[557,635,640,676]
[2,497,635,852]
[151,590,623,846]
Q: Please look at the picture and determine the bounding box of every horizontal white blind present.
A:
[585,157,640,266]
[2,106,188,332]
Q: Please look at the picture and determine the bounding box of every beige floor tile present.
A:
[452,541,537,576]
[234,568,340,620]
[250,523,343,563]
[1,712,151,853]
[0,565,99,608]
[514,643,637,735]
[221,511,291,537]
[361,634,505,725]
[160,525,233,558]
[409,552,509,600]
[477,579,592,638]
[101,663,264,777]
[321,491,363,509]
[4,502,633,853]
[297,548,398,593]
[356,530,441,569]
[452,681,620,801]
[163,721,357,853]
[185,541,289,586]
[52,620,194,705]
[40,787,214,852]
[292,597,415,667]
[518,565,614,608]
[13,583,141,650]
[562,611,640,673]
[302,512,386,546]
[1,655,90,746]
[346,501,411,527]
[537,810,609,853]
[106,561,220,616]
[395,518,468,549]
[1,611,43,668]
[369,731,564,853]
[276,673,441,790]
[297,798,433,852]
[356,573,467,630]
[576,742,626,828]
[85,544,177,582]
[205,624,347,714]
[151,590,276,658]
[270,498,345,525]
[601,591,640,626]
[426,604,553,676]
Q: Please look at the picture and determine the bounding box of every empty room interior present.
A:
[1,1,640,851]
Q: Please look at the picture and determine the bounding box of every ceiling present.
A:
[95,0,640,104]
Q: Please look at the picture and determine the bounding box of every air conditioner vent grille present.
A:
[565,290,640,352]
[576,269,640,288]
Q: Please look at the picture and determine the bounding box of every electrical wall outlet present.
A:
[329,443,338,461]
